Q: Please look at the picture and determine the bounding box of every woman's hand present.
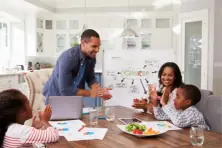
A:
[132,99,148,112]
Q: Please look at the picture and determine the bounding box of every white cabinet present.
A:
[0,74,28,96]
[0,75,17,91]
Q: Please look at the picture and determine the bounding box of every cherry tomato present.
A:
[132,129,143,134]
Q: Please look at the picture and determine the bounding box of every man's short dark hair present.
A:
[81,29,100,42]
[180,84,201,105]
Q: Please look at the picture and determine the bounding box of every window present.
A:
[0,21,10,67]
[0,22,8,50]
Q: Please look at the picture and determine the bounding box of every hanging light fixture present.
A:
[81,0,88,32]
[77,0,88,37]
[120,0,138,38]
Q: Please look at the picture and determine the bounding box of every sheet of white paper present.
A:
[143,121,181,131]
[49,120,85,136]
[65,128,108,141]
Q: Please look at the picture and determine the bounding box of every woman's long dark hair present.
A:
[0,89,24,147]
[158,62,183,92]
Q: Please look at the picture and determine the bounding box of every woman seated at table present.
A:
[132,62,183,114]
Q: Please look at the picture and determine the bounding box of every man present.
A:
[43,29,112,104]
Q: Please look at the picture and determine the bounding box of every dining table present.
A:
[46,106,222,148]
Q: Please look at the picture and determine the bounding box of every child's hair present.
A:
[179,84,201,105]
[0,89,25,147]
[158,62,183,91]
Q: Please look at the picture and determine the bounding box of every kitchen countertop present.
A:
[0,69,103,77]
[0,71,26,77]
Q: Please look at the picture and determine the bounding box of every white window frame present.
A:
[0,19,11,67]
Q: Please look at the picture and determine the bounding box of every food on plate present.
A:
[143,128,160,135]
[125,123,160,135]
[132,129,143,134]
[125,123,146,134]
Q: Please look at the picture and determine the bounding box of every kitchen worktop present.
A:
[0,68,102,76]
[0,71,26,76]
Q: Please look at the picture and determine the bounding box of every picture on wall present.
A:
[36,32,43,52]
[56,34,66,53]
[141,33,152,49]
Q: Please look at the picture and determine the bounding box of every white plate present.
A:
[117,124,168,137]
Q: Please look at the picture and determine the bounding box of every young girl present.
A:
[0,89,59,148]
[132,62,183,113]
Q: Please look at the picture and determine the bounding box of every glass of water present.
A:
[89,108,98,126]
[190,126,205,146]
[105,107,115,121]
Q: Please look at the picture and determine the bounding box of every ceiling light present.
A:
[120,0,138,38]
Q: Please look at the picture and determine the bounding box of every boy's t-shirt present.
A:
[2,123,59,148]
[153,104,209,129]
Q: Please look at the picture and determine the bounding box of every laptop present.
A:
[48,96,83,120]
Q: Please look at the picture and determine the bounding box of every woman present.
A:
[132,62,183,113]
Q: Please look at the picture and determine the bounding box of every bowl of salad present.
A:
[117,123,167,137]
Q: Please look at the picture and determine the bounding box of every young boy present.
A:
[151,84,208,128]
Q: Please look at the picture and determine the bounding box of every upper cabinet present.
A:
[45,20,53,30]
[33,12,173,57]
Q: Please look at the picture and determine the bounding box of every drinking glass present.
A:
[105,107,115,121]
[190,126,205,146]
[89,108,98,126]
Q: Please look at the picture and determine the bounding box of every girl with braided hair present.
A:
[0,89,59,148]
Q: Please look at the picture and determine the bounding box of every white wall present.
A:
[213,0,222,95]
[25,14,37,57]
[10,22,25,66]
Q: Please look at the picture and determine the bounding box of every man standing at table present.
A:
[43,29,112,104]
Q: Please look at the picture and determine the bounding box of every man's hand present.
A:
[90,84,99,98]
[98,88,112,100]
[90,84,112,100]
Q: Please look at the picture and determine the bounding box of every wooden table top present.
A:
[46,106,222,148]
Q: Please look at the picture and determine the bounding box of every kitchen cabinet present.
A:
[0,75,15,91]
[0,74,27,96]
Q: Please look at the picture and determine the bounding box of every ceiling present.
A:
[23,0,183,13]
[39,0,158,8]
[0,0,46,20]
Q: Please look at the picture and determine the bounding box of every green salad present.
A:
[125,123,146,132]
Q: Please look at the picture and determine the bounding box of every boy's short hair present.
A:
[180,84,201,105]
